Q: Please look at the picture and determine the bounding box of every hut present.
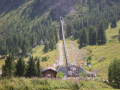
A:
[67,65,80,77]
[41,68,57,78]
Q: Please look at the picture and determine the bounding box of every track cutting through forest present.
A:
[58,41,64,66]
[60,18,71,66]
[59,17,90,75]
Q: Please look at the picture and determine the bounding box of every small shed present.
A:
[41,68,57,78]
[67,65,80,77]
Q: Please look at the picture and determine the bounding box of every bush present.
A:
[41,56,49,62]
[79,72,87,78]
[56,72,63,79]
[108,58,120,88]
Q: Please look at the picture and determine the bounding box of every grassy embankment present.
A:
[0,77,113,90]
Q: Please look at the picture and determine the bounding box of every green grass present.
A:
[24,42,59,68]
[84,21,120,79]
[0,77,113,90]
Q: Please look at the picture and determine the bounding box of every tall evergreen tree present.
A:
[59,24,63,40]
[89,26,93,45]
[118,29,120,42]
[66,22,73,36]
[22,38,31,56]
[26,56,36,77]
[43,41,49,53]
[55,30,58,43]
[108,58,120,88]
[97,22,106,45]
[2,55,15,77]
[36,58,40,77]
[16,57,26,77]
[49,36,56,50]
[111,18,117,28]
[79,29,88,48]
[88,26,97,45]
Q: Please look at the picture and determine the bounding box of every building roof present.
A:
[41,67,57,72]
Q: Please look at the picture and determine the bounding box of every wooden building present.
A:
[41,68,57,78]
[67,65,80,77]
[58,65,86,77]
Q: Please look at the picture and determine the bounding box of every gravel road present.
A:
[58,41,64,66]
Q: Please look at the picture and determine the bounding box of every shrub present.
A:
[56,72,63,79]
[108,58,120,88]
[79,72,87,78]
[42,56,49,62]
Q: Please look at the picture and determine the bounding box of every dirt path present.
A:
[58,41,64,66]
[66,40,88,65]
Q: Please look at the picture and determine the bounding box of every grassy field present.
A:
[84,21,120,79]
[0,77,113,90]
[24,42,60,68]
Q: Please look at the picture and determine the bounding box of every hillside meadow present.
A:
[0,77,113,90]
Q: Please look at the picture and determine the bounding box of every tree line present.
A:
[43,27,58,53]
[0,15,59,56]
[79,22,106,48]
[2,55,41,77]
[65,0,120,42]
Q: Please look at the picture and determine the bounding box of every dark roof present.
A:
[58,66,67,75]
[41,67,57,72]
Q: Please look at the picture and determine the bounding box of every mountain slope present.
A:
[0,0,120,57]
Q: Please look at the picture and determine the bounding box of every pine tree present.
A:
[43,41,49,53]
[59,24,63,40]
[118,29,120,42]
[66,22,73,36]
[111,18,117,28]
[36,58,40,77]
[49,36,56,50]
[108,58,120,88]
[92,27,97,45]
[2,55,15,77]
[26,56,36,77]
[16,57,26,77]
[97,22,106,45]
[87,55,92,65]
[79,29,88,48]
[31,32,37,47]
[55,30,58,43]
[52,36,56,49]
[89,26,94,45]
[22,38,31,56]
